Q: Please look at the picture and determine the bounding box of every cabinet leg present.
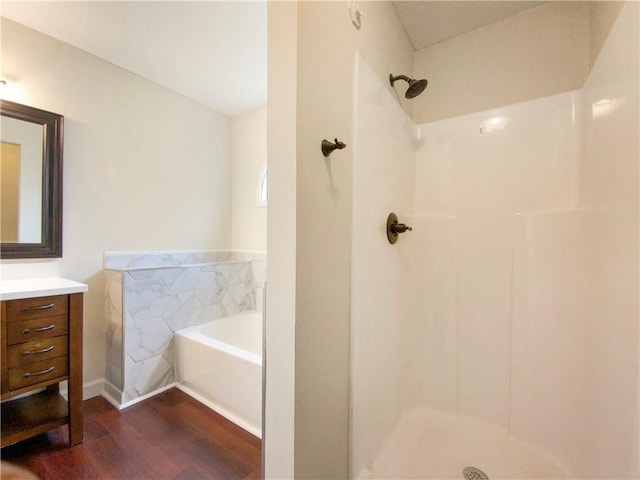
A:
[69,418,83,445]
[68,384,84,446]
[68,293,84,446]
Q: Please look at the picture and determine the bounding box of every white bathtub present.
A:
[174,311,262,437]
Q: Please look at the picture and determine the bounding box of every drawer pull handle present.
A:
[21,303,55,312]
[22,324,55,334]
[22,346,55,355]
[23,366,55,377]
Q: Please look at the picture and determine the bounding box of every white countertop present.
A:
[0,277,88,301]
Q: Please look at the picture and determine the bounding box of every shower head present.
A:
[389,74,428,99]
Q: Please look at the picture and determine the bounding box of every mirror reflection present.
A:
[0,115,44,243]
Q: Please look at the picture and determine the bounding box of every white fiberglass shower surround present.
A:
[350,3,639,479]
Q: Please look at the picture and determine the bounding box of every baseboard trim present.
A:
[175,383,262,438]
[101,380,123,409]
[83,379,105,399]
[94,379,261,438]
[118,383,178,410]
[100,381,178,410]
[58,378,105,401]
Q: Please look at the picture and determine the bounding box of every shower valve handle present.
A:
[392,223,412,234]
[386,212,412,244]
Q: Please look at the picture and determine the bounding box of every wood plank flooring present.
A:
[1,388,261,480]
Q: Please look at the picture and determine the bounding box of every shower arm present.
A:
[389,74,411,85]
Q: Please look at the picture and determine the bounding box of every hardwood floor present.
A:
[1,388,261,480]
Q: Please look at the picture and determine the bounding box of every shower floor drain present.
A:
[463,466,489,480]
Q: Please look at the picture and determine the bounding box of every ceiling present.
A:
[1,1,545,117]
[1,1,267,117]
[393,1,546,50]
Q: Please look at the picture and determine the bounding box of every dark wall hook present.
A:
[321,138,346,157]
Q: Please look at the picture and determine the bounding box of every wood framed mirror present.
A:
[0,99,63,259]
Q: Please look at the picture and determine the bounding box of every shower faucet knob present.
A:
[386,212,412,244]
[393,223,412,234]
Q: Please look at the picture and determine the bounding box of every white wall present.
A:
[415,89,582,434]
[404,2,638,477]
[1,18,232,387]
[265,3,297,478]
[351,54,421,477]
[511,5,639,475]
[231,106,267,252]
[574,1,638,475]
[291,2,413,478]
[347,1,637,478]
[579,1,638,211]
[588,1,625,71]
[413,2,590,123]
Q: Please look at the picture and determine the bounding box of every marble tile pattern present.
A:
[104,270,124,392]
[104,250,238,270]
[104,250,265,406]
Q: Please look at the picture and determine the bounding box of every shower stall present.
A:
[350,2,639,479]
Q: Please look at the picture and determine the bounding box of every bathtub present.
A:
[174,311,262,437]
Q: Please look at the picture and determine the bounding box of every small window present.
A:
[256,162,267,207]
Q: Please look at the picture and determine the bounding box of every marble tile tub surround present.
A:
[105,250,240,269]
[104,250,265,407]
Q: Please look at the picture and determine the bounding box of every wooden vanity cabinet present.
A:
[1,292,84,447]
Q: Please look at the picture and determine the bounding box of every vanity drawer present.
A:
[7,336,68,367]
[8,356,68,391]
[5,295,69,322]
[6,315,69,346]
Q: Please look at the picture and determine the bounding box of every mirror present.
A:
[0,99,63,258]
